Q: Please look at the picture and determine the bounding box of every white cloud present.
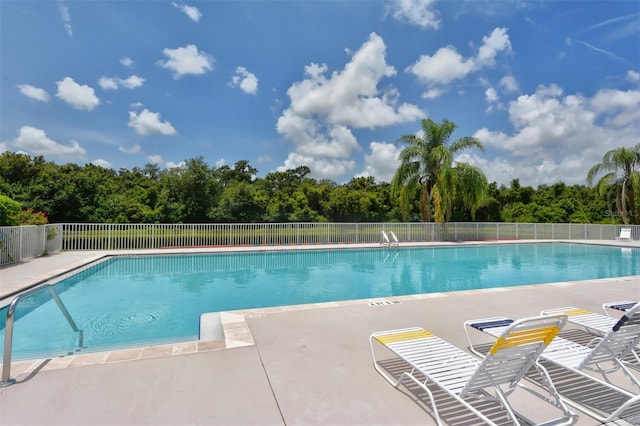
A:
[276,33,423,180]
[590,88,640,127]
[158,44,214,79]
[17,84,50,102]
[229,66,258,95]
[120,57,134,67]
[4,126,86,159]
[147,155,185,170]
[92,159,112,169]
[407,46,475,86]
[356,141,402,183]
[98,77,119,90]
[499,75,519,93]
[56,77,100,110]
[172,2,202,22]
[476,27,512,66]
[118,144,142,154]
[147,155,163,164]
[58,2,72,37]
[278,114,360,158]
[128,109,177,136]
[120,75,145,89]
[473,84,640,186]
[285,33,422,128]
[215,158,226,168]
[278,152,356,180]
[166,160,186,169]
[407,27,512,98]
[99,75,145,90]
[485,87,498,103]
[484,87,499,112]
[387,0,440,29]
[422,87,447,99]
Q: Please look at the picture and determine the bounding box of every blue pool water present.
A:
[1,243,638,360]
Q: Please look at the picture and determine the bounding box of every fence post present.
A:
[19,227,23,262]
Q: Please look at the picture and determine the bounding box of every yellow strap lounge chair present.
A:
[540,302,640,368]
[370,315,574,426]
[465,306,640,423]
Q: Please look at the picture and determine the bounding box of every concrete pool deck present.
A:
[1,241,639,425]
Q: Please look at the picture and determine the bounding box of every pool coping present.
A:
[3,239,640,379]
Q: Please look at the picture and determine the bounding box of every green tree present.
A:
[391,118,488,222]
[160,157,220,223]
[258,166,315,222]
[587,144,640,224]
[209,181,265,222]
[0,195,21,225]
[214,160,258,187]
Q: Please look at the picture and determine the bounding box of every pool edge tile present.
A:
[140,344,175,359]
[105,347,143,363]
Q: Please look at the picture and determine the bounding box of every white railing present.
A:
[0,224,62,266]
[59,222,637,250]
[0,222,637,266]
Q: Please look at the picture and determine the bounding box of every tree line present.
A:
[0,151,615,226]
[1,118,638,226]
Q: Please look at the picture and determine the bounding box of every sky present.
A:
[1,0,639,188]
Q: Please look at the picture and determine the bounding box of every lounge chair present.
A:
[616,227,633,241]
[540,303,640,368]
[370,315,575,425]
[603,300,637,317]
[464,307,640,422]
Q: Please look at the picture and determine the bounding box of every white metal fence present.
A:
[0,224,62,266]
[0,222,637,267]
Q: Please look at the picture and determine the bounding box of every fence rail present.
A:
[0,222,637,267]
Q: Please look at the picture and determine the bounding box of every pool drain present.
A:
[368,300,400,306]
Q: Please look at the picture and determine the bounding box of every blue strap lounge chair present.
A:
[540,303,640,369]
[370,315,575,426]
[464,307,640,423]
[604,301,638,316]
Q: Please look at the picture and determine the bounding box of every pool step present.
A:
[199,312,225,341]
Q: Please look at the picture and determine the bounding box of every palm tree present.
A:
[586,144,640,225]
[391,118,488,222]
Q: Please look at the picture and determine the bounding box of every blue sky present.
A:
[1,0,638,187]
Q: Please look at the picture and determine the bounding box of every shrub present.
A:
[0,195,21,226]
[17,208,49,226]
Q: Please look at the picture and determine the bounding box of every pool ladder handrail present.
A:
[1,283,83,387]
[380,230,399,249]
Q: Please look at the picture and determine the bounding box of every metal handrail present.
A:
[1,283,83,387]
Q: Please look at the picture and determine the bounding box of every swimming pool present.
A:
[1,242,638,360]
